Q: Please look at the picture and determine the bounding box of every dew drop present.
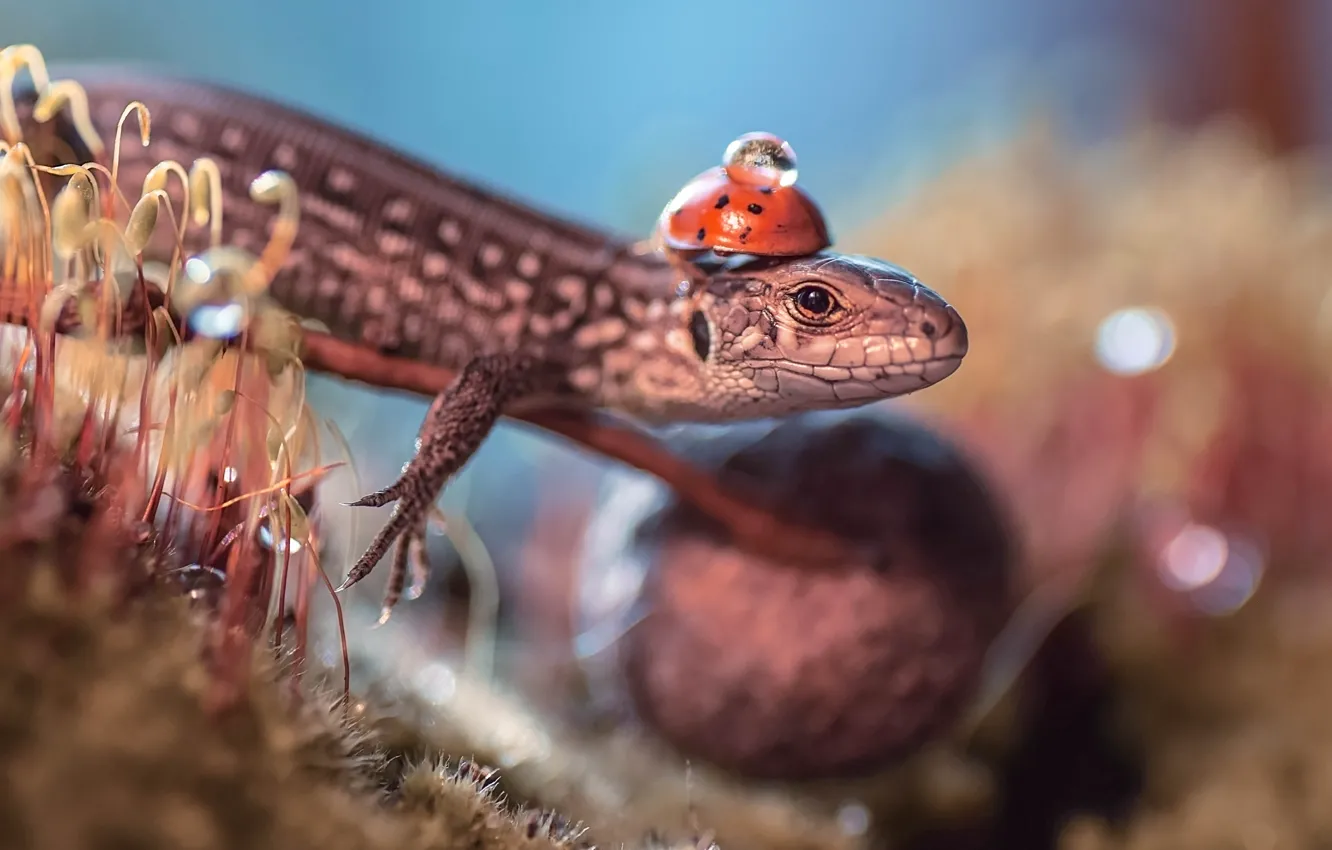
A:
[258,522,304,554]
[1094,306,1175,375]
[836,802,871,836]
[1156,522,1264,616]
[188,301,247,339]
[179,249,253,339]
[413,661,458,704]
[722,131,799,188]
[171,564,227,608]
[183,256,213,285]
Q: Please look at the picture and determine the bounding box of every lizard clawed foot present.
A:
[342,484,438,625]
[335,422,466,618]
[334,353,536,621]
[336,463,444,602]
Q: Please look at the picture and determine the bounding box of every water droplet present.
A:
[178,251,252,339]
[1159,523,1228,591]
[171,564,227,608]
[722,132,799,188]
[413,661,457,703]
[835,802,871,836]
[1094,307,1176,375]
[1156,523,1264,616]
[176,247,257,338]
[188,301,247,339]
[258,522,304,554]
[183,255,213,285]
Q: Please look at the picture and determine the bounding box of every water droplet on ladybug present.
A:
[722,132,799,188]
[654,131,829,258]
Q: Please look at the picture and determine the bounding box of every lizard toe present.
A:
[376,514,431,624]
[343,479,407,508]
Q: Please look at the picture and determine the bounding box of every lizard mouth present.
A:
[770,352,966,406]
[924,303,969,362]
[738,300,969,412]
[857,353,966,400]
[741,348,964,414]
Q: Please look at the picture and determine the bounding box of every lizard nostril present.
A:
[920,320,938,339]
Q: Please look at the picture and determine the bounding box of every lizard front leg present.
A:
[337,353,545,620]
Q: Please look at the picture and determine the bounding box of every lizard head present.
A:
[609,252,967,422]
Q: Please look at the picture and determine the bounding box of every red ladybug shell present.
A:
[657,165,830,257]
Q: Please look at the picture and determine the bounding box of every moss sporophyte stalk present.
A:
[0,40,644,850]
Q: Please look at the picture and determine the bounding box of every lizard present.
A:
[9,64,969,615]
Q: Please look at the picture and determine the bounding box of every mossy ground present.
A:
[0,383,605,850]
[0,454,602,850]
[1055,567,1332,850]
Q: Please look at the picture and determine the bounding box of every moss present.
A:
[0,411,615,850]
[1046,567,1332,850]
[0,521,623,850]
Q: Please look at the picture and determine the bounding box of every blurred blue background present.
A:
[6,1,1161,232]
[3,0,1326,631]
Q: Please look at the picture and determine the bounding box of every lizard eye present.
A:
[789,283,841,324]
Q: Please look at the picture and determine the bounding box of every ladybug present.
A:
[655,132,831,259]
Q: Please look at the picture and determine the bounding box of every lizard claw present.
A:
[341,478,407,508]
[337,473,440,599]
[374,513,431,625]
[336,353,533,620]
[404,525,432,601]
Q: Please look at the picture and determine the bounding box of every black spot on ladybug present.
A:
[747,202,764,214]
[759,186,774,195]
[739,226,752,243]
[714,194,730,209]
[696,228,706,241]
